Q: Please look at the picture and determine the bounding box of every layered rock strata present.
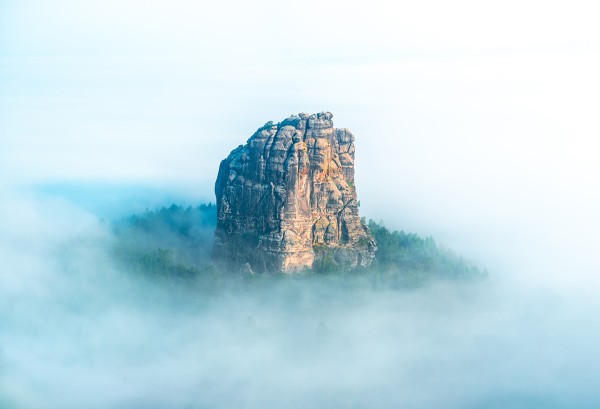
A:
[213,112,375,273]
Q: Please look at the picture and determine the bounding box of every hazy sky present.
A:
[2,0,600,286]
[3,2,600,408]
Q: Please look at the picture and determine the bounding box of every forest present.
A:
[112,203,485,289]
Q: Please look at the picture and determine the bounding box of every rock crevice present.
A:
[213,112,376,273]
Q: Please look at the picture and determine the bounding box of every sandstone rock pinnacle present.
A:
[212,112,376,273]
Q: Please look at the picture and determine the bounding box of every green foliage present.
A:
[112,203,217,282]
[312,246,351,275]
[113,202,485,289]
[126,203,216,236]
[366,219,485,286]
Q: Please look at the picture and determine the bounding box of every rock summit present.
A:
[213,112,376,273]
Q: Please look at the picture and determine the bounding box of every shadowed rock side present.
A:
[213,112,376,273]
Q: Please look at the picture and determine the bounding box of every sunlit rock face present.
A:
[213,112,376,273]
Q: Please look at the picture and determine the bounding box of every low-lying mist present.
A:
[1,189,599,409]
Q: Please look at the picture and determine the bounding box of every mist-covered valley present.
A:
[3,0,600,407]
[1,188,599,409]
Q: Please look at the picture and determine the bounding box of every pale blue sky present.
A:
[1,0,600,287]
[2,4,600,406]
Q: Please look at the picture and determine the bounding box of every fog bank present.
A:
[1,190,599,409]
[2,0,600,406]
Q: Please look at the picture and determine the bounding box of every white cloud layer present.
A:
[1,190,600,409]
[1,1,600,407]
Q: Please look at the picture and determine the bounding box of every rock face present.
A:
[213,112,376,273]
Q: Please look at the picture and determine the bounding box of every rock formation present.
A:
[213,112,376,273]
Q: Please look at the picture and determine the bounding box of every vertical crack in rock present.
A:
[212,112,376,273]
